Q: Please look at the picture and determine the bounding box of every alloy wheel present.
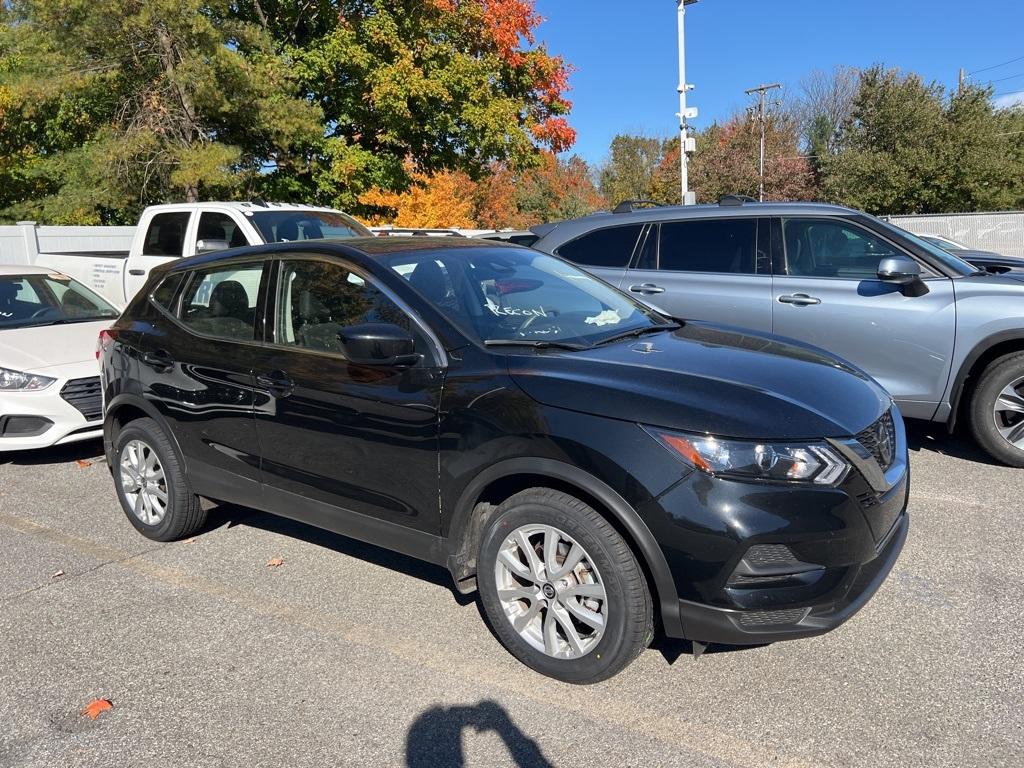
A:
[493,524,607,659]
[993,376,1024,449]
[119,439,169,526]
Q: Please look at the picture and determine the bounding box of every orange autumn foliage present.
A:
[360,170,477,229]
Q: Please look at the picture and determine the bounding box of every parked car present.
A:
[917,234,1024,274]
[473,230,541,247]
[99,238,908,682]
[0,266,119,450]
[20,201,371,308]
[531,199,1024,467]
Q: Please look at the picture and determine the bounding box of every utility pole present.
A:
[959,67,965,94]
[676,1,699,205]
[744,82,782,202]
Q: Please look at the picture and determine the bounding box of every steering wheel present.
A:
[30,306,60,320]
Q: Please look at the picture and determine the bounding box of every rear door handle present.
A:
[629,283,666,295]
[257,371,295,398]
[141,350,174,371]
[778,293,821,306]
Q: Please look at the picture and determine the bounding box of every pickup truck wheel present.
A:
[114,417,206,541]
[969,352,1024,467]
[477,488,653,684]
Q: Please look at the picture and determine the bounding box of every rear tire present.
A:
[114,417,206,541]
[968,352,1024,467]
[477,488,653,684]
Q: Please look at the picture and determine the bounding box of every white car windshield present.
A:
[384,247,674,348]
[249,210,371,242]
[0,273,119,329]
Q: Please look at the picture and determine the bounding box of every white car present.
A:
[0,265,120,451]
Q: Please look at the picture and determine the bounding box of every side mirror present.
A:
[196,238,230,254]
[338,323,420,366]
[877,256,921,284]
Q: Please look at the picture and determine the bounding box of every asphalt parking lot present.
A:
[1,424,1021,768]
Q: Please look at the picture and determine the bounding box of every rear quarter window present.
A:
[150,273,185,313]
[555,225,644,269]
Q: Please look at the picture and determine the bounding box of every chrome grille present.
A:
[855,410,897,470]
[60,377,103,422]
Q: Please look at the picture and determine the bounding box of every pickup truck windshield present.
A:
[249,210,371,242]
[384,248,672,348]
[0,274,119,329]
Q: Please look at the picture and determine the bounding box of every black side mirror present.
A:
[337,323,420,366]
[877,256,920,284]
[196,238,230,254]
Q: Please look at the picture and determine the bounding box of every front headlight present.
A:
[0,367,57,391]
[646,427,850,485]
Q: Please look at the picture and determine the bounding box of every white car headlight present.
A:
[646,427,850,485]
[0,367,57,391]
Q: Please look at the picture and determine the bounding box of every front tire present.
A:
[477,488,653,684]
[969,352,1024,467]
[114,417,206,541]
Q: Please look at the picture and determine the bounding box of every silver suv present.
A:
[532,198,1024,467]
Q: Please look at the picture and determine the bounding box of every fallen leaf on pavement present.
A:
[266,557,284,568]
[51,570,65,579]
[183,538,197,545]
[75,459,92,468]
[81,698,113,719]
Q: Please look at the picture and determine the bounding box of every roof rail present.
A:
[718,194,758,207]
[612,199,663,214]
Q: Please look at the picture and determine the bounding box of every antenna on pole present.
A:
[676,1,699,205]
[744,82,782,202]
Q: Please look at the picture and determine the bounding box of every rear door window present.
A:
[142,212,191,257]
[657,218,758,274]
[555,225,644,269]
[179,263,265,341]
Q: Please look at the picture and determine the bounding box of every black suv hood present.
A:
[507,323,891,440]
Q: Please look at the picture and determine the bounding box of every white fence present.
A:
[0,221,136,264]
[885,211,1024,257]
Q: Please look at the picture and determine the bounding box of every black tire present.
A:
[113,417,206,541]
[477,488,653,684]
[969,352,1024,467]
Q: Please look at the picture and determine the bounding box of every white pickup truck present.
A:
[23,202,371,307]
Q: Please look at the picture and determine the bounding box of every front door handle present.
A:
[778,293,821,306]
[257,371,295,398]
[629,283,666,295]
[141,349,174,372]
[128,269,146,276]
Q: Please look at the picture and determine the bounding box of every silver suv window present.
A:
[555,224,644,268]
[782,219,900,279]
[658,219,758,274]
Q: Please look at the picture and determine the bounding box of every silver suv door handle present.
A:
[778,293,821,306]
[629,283,666,295]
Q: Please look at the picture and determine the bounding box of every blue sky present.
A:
[534,0,1024,164]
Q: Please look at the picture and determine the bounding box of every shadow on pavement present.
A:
[405,700,553,768]
[903,420,1002,466]
[203,502,476,606]
[0,438,105,466]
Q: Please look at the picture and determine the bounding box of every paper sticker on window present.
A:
[585,309,621,327]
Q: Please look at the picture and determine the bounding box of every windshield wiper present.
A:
[592,323,680,347]
[484,339,590,351]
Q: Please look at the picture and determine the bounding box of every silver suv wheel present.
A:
[119,438,168,526]
[993,376,1024,448]
[493,524,607,659]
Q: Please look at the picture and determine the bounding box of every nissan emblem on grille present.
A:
[856,411,897,470]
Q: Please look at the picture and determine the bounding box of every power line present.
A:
[986,71,1024,84]
[968,54,1024,76]
[993,88,1024,97]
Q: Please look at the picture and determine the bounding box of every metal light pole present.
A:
[744,82,781,201]
[676,0,699,205]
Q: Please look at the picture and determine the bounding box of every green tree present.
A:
[598,134,664,205]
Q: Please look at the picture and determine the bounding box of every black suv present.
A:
[99,238,909,683]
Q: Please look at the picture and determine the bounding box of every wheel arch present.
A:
[948,331,1024,432]
[444,458,684,637]
[104,394,186,471]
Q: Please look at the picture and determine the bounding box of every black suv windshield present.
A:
[0,273,119,329]
[249,209,371,242]
[384,247,671,347]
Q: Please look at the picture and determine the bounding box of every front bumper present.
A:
[677,511,908,644]
[0,363,103,451]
